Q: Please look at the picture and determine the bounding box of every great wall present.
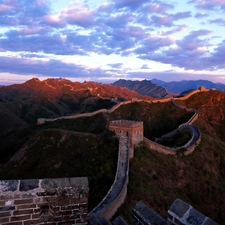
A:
[0,88,218,225]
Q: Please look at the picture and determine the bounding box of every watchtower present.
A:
[109,120,143,158]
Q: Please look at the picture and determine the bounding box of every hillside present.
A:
[0,83,225,224]
[114,90,225,224]
[176,90,225,142]
[0,78,148,130]
[0,113,118,211]
[113,79,171,98]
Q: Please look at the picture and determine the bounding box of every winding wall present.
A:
[36,90,202,221]
[143,95,201,155]
[88,136,129,222]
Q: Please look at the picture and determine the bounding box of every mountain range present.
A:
[151,78,225,93]
[112,79,171,98]
[0,77,225,223]
[112,78,225,96]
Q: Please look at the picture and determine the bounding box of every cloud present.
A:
[0,56,93,78]
[209,18,225,26]
[188,0,225,11]
[140,64,150,69]
[134,36,175,54]
[112,0,149,9]
[61,3,95,28]
[160,25,190,36]
[108,63,123,68]
[139,11,191,27]
[138,29,215,70]
[0,0,50,26]
[144,2,174,13]
[194,12,209,18]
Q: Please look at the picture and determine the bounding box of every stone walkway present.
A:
[89,136,129,218]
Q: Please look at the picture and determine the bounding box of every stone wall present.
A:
[37,88,206,125]
[89,136,129,222]
[0,177,88,225]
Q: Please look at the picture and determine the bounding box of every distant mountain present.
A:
[151,78,225,93]
[112,79,171,98]
[0,78,150,128]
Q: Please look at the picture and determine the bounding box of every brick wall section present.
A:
[37,88,208,125]
[89,136,129,222]
[0,177,88,225]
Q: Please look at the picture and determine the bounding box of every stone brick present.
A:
[58,220,74,225]
[14,199,33,205]
[24,219,41,225]
[19,180,39,191]
[0,211,11,217]
[61,210,72,216]
[32,213,40,219]
[0,180,19,192]
[50,205,60,211]
[13,209,33,216]
[5,222,23,225]
[16,204,36,210]
[11,214,31,221]
[0,200,5,206]
[0,217,10,223]
[0,195,13,200]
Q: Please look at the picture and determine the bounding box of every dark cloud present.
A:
[0,56,98,78]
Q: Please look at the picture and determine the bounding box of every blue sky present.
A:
[0,0,225,85]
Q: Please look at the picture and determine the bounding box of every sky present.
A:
[0,0,225,85]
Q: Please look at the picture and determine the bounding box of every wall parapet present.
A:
[0,177,89,225]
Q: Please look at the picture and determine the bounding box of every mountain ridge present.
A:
[112,79,172,98]
[151,78,225,93]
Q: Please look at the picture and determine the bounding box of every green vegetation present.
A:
[157,131,191,148]
[1,94,225,224]
[0,128,118,211]
[109,101,193,140]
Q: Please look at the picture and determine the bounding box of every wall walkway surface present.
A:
[88,136,129,222]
